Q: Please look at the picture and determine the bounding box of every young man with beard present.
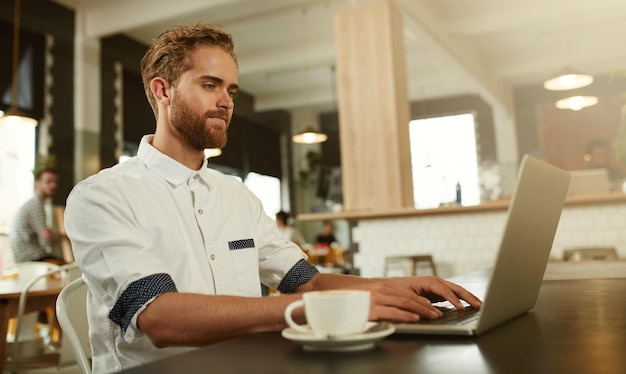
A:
[64,23,481,373]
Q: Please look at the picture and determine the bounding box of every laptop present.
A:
[394,155,571,336]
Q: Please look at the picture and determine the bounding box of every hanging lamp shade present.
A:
[555,95,598,111]
[292,127,327,144]
[1,0,38,127]
[0,106,38,127]
[543,66,594,91]
[291,9,327,146]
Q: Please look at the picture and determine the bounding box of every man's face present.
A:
[168,46,239,151]
[36,171,58,198]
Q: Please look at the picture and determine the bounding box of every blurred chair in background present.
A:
[563,246,618,262]
[384,255,437,277]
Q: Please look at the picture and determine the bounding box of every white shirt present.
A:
[64,135,310,373]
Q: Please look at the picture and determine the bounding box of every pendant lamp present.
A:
[0,0,38,127]
[543,66,594,91]
[555,95,598,111]
[292,128,328,144]
[291,7,327,145]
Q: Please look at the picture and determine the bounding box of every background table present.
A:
[119,277,626,374]
[0,277,66,371]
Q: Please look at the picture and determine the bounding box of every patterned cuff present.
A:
[109,273,178,335]
[277,259,319,294]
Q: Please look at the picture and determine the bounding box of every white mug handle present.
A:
[284,300,312,334]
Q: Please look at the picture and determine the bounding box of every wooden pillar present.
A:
[334,1,413,211]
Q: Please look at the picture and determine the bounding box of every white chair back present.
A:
[56,277,91,374]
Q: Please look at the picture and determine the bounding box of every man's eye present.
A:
[229,91,239,100]
[203,84,216,90]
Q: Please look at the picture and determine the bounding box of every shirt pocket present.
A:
[228,239,261,295]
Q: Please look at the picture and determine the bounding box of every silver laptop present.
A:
[394,155,571,336]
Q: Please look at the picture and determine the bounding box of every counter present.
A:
[298,192,626,221]
[298,193,626,278]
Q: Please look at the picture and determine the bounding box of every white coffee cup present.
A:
[284,290,370,337]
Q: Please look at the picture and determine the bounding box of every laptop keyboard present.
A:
[417,306,481,325]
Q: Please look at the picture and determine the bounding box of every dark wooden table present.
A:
[119,277,626,374]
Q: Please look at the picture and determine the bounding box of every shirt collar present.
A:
[137,135,211,186]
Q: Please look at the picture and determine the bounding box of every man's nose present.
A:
[217,91,234,110]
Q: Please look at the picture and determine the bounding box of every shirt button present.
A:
[210,254,216,260]
[198,209,203,215]
[193,175,199,180]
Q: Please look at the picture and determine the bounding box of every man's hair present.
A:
[276,211,290,224]
[140,23,238,117]
[34,168,58,181]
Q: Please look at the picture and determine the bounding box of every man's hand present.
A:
[40,228,57,241]
[349,276,482,323]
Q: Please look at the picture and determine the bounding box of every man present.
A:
[64,23,481,373]
[315,219,338,247]
[275,210,306,249]
[9,168,64,263]
[584,139,626,184]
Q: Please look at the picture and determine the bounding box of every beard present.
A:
[169,91,230,151]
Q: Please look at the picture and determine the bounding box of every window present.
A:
[244,172,281,218]
[0,122,36,232]
[209,164,282,218]
[409,113,480,209]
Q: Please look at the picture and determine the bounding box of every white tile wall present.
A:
[353,202,626,278]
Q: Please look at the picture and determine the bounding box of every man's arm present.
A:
[23,199,58,248]
[137,292,302,347]
[39,228,57,241]
[137,272,481,348]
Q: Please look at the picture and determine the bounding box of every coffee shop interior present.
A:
[2,0,626,281]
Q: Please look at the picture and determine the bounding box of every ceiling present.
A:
[53,0,626,117]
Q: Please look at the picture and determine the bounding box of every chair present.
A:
[4,262,79,373]
[55,277,91,374]
[3,262,62,345]
[563,246,618,262]
[384,255,437,277]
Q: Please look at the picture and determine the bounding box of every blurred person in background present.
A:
[9,168,66,264]
[275,210,306,250]
[315,219,338,247]
[584,139,626,189]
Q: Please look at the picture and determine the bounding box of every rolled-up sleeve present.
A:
[277,259,319,293]
[109,273,178,335]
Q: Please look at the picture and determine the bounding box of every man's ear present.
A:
[150,77,171,106]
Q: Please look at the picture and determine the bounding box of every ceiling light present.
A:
[555,95,598,111]
[292,128,328,144]
[290,9,327,145]
[543,66,594,91]
[0,0,38,127]
[0,106,38,126]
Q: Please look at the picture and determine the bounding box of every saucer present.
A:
[281,322,395,352]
